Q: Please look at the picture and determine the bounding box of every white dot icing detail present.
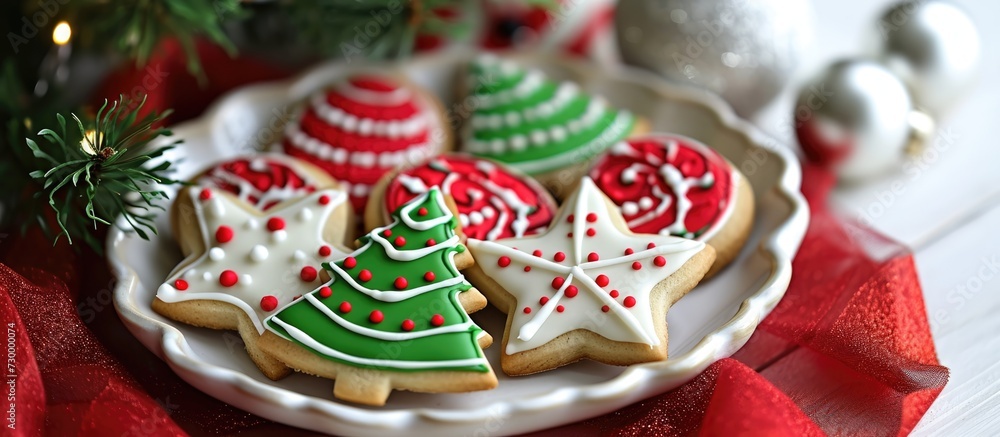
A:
[209,247,225,261]
[272,230,288,243]
[250,245,268,262]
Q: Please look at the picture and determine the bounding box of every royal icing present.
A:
[384,155,556,240]
[198,154,319,210]
[156,187,349,334]
[590,136,738,240]
[461,54,636,174]
[282,74,447,212]
[264,188,490,372]
[466,177,705,355]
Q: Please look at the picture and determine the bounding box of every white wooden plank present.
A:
[909,202,1000,435]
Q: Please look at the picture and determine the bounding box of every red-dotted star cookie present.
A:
[466,177,716,375]
[153,185,352,380]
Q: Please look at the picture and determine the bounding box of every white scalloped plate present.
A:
[108,50,808,436]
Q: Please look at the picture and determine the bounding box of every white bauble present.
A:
[615,0,813,116]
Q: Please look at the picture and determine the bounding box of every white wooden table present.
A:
[750,1,1000,434]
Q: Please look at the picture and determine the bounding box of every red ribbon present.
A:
[0,42,945,436]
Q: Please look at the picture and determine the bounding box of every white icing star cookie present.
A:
[465,177,716,375]
[153,185,352,380]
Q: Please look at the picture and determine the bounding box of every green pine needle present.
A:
[25,95,183,251]
[66,0,244,80]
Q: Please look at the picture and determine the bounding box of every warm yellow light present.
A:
[81,129,99,155]
[53,21,71,46]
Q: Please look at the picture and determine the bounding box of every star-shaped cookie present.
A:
[465,177,715,375]
[153,185,352,379]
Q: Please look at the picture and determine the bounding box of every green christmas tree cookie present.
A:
[260,188,497,406]
[461,54,641,177]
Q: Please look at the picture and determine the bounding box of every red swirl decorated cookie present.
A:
[589,135,754,275]
[197,154,322,210]
[367,154,558,240]
[282,74,452,213]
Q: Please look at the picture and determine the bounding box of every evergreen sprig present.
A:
[64,0,243,79]
[283,0,475,60]
[25,95,182,251]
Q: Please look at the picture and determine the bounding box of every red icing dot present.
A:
[344,257,357,269]
[318,245,332,257]
[565,285,579,298]
[654,256,667,267]
[602,305,610,313]
[624,248,634,255]
[358,269,373,282]
[266,217,285,231]
[173,279,188,291]
[417,207,428,216]
[632,261,642,270]
[424,271,436,281]
[523,307,532,314]
[319,286,332,298]
[339,301,352,313]
[300,266,318,282]
[647,242,657,249]
[586,228,596,237]
[524,266,532,272]
[588,252,600,262]
[533,250,543,257]
[595,275,610,287]
[567,232,573,238]
[567,214,575,223]
[610,289,620,298]
[623,296,637,308]
[369,310,384,323]
[318,194,331,205]
[556,305,565,313]
[426,238,436,246]
[539,296,549,305]
[394,236,407,247]
[215,225,234,243]
[394,276,408,290]
[260,295,278,312]
[430,314,445,326]
[586,213,597,223]
[401,319,415,331]
[219,270,238,287]
[554,252,566,262]
[199,188,212,200]
[382,229,393,237]
[551,277,565,289]
[498,256,511,267]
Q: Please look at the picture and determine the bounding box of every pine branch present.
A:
[64,0,244,79]
[25,95,183,251]
[281,0,473,60]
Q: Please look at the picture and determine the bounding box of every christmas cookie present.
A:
[366,154,558,241]
[589,135,754,276]
[153,183,353,380]
[196,153,325,211]
[259,188,497,406]
[460,54,647,197]
[465,177,715,375]
[282,73,452,213]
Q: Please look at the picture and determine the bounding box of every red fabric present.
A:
[0,44,947,436]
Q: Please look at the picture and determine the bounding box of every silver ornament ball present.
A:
[615,0,813,116]
[795,60,914,181]
[872,0,980,114]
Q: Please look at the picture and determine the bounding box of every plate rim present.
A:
[108,49,809,434]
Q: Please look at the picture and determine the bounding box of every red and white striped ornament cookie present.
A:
[282,74,452,213]
[589,134,755,275]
